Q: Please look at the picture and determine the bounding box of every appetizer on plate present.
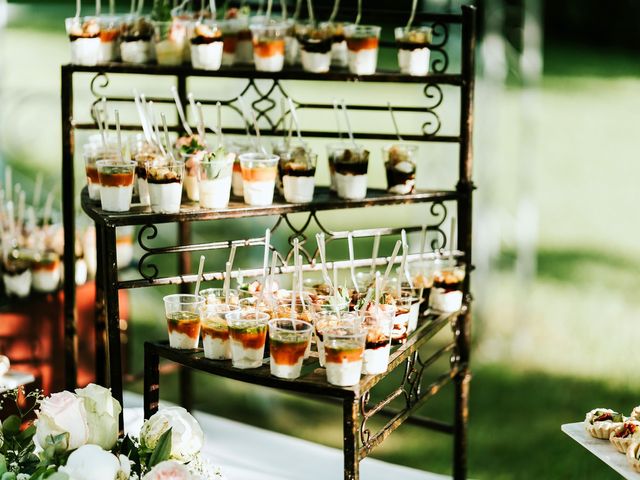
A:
[584,408,624,439]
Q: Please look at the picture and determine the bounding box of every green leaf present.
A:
[148,428,172,468]
[0,454,6,475]
[1,472,16,480]
[18,425,36,442]
[120,436,141,475]
[2,416,20,438]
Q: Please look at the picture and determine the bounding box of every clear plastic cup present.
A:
[198,153,235,209]
[324,325,366,386]
[249,21,288,72]
[201,304,238,360]
[66,16,101,66]
[133,149,163,206]
[320,21,349,67]
[153,19,188,65]
[268,319,313,379]
[190,19,224,70]
[120,15,154,64]
[280,151,317,204]
[98,15,122,63]
[329,145,370,200]
[361,310,393,375]
[220,18,241,66]
[395,26,433,76]
[96,160,135,212]
[84,144,119,201]
[226,310,269,369]
[296,23,333,73]
[429,262,466,312]
[239,153,279,206]
[200,287,240,306]
[383,144,418,195]
[163,294,205,349]
[314,312,358,367]
[344,24,381,75]
[147,162,184,214]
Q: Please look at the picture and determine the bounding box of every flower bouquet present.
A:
[0,385,223,479]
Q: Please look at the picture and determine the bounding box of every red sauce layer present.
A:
[99,172,134,187]
[167,317,200,339]
[86,166,99,183]
[230,327,267,349]
[100,29,119,42]
[325,346,363,363]
[201,324,230,341]
[253,39,285,58]
[270,339,307,366]
[33,258,60,272]
[346,37,379,52]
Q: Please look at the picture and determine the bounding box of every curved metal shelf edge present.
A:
[80,186,460,227]
[148,309,460,401]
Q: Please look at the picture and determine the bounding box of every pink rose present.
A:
[36,391,89,451]
[143,460,192,480]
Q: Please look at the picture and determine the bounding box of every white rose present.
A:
[142,460,192,480]
[36,391,89,451]
[59,444,130,480]
[140,407,204,462]
[75,383,122,450]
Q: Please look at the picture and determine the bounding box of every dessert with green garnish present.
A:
[201,304,237,360]
[324,326,366,386]
[198,147,235,209]
[31,250,61,293]
[167,311,201,349]
[584,408,625,439]
[96,160,136,212]
[226,311,269,369]
[268,319,312,379]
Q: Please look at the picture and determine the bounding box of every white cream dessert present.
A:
[395,27,432,77]
[154,20,187,66]
[251,22,287,72]
[232,161,244,196]
[240,154,278,206]
[176,135,207,203]
[332,147,370,200]
[98,17,121,63]
[97,162,135,212]
[384,144,418,195]
[345,25,381,75]
[85,162,101,200]
[228,321,268,369]
[407,300,421,333]
[167,311,201,349]
[134,152,159,206]
[66,17,101,66]
[335,172,368,200]
[430,265,466,312]
[269,321,310,380]
[3,259,31,298]
[190,22,224,70]
[279,153,317,203]
[285,34,299,65]
[147,164,184,214]
[198,150,235,209]
[120,16,154,64]
[201,310,233,360]
[31,252,61,293]
[325,344,364,387]
[362,343,390,375]
[297,24,332,73]
[199,177,232,208]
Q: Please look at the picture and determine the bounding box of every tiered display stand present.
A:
[60,6,476,479]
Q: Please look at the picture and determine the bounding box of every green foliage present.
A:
[151,0,172,22]
[148,428,172,468]
[0,389,43,476]
[119,435,141,477]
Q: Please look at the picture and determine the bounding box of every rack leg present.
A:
[343,398,360,480]
[453,309,471,480]
[103,226,124,432]
[144,343,160,419]
[94,224,107,386]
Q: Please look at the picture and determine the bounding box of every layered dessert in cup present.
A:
[297,23,332,73]
[227,138,254,197]
[176,134,207,203]
[409,258,437,314]
[220,19,241,65]
[344,25,381,75]
[314,313,357,367]
[31,251,62,293]
[383,144,418,194]
[147,162,184,214]
[395,26,432,77]
[325,142,345,192]
[226,310,269,369]
[65,16,101,66]
[361,310,393,375]
[319,21,348,67]
[284,19,299,66]
[429,262,466,312]
[96,160,136,212]
[398,289,421,334]
[190,20,224,70]
[280,151,317,203]
[83,143,114,201]
[239,153,279,206]
[163,294,205,349]
[382,291,411,344]
[200,287,240,307]
[269,319,312,379]
[332,145,370,200]
[324,325,366,387]
[98,15,121,63]
[3,256,31,298]
[272,140,307,195]
[130,135,160,205]
[198,150,235,209]
[275,293,315,358]
[200,304,238,360]
[250,21,287,72]
[233,16,254,64]
[153,19,188,66]
[120,16,155,63]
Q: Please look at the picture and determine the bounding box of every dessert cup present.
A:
[175,135,207,202]
[239,153,279,206]
[429,261,466,312]
[147,162,184,214]
[198,151,235,209]
[190,20,224,70]
[66,16,101,66]
[284,19,299,66]
[96,160,136,212]
[272,140,307,195]
[163,294,205,349]
[409,257,438,314]
[200,287,240,307]
[268,319,312,379]
[325,143,347,192]
[226,310,269,369]
[220,19,241,65]
[344,25,381,75]
[31,251,61,293]
[395,26,432,77]
[83,143,120,201]
[383,144,418,194]
[320,21,348,67]
[280,151,317,203]
[361,310,393,375]
[201,304,238,360]
[385,289,418,343]
[332,145,370,200]
[324,325,366,387]
[314,313,357,367]
[153,19,188,66]
[3,257,31,298]
[584,408,625,439]
[276,293,316,358]
[610,422,640,454]
[131,136,161,206]
[250,21,287,72]
[235,20,254,64]
[297,23,332,73]
[120,15,154,64]
[98,15,121,63]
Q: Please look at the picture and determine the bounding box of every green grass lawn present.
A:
[4,4,640,478]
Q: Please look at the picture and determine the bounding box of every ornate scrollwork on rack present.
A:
[137,224,160,281]
[428,22,450,74]
[89,72,111,123]
[421,83,444,137]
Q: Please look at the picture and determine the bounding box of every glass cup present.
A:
[96,160,135,212]
[198,154,235,209]
[147,162,184,214]
[296,23,333,73]
[361,310,393,375]
[66,16,101,66]
[395,26,433,76]
[226,310,270,369]
[330,145,370,200]
[268,319,313,379]
[120,15,154,64]
[201,304,238,360]
[98,15,122,63]
[324,325,366,387]
[314,312,358,367]
[200,287,240,306]
[153,19,188,66]
[429,262,466,312]
[239,153,279,206]
[84,144,119,201]
[190,19,224,70]
[344,25,381,75]
[383,144,418,195]
[163,294,205,349]
[279,151,317,204]
[249,21,288,72]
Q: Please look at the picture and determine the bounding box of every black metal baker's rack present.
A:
[60,5,476,479]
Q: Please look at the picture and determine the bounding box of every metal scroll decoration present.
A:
[428,21,450,74]
[421,83,444,137]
